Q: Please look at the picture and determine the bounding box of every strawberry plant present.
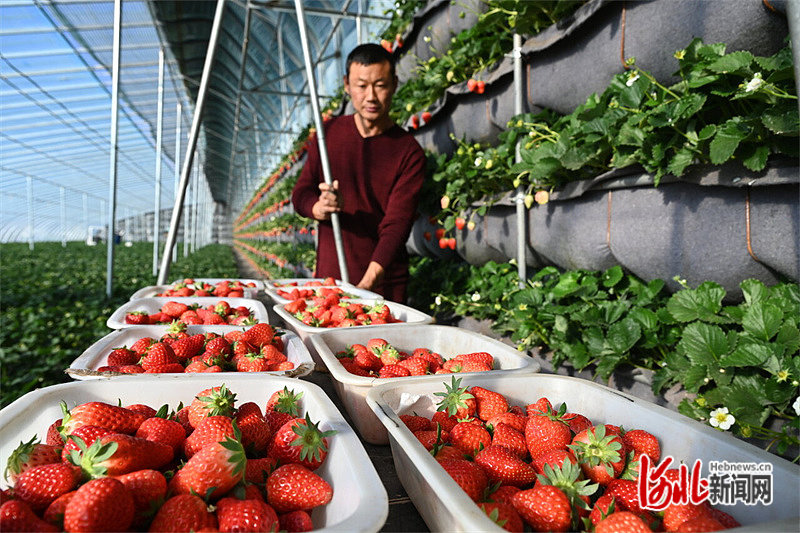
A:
[512,40,798,190]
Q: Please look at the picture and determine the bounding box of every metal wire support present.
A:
[158,0,227,284]
[105,0,122,298]
[153,48,165,276]
[513,33,527,288]
[293,0,349,283]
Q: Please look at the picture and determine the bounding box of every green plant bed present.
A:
[0,242,239,407]
[408,257,800,460]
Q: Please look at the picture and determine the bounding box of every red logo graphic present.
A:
[637,455,710,512]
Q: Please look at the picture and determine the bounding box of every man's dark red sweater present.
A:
[291,115,426,303]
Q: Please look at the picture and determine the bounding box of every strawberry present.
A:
[622,429,661,463]
[237,351,272,372]
[605,478,646,515]
[148,494,218,532]
[246,456,279,484]
[267,414,336,470]
[243,323,275,347]
[590,493,619,525]
[266,463,333,514]
[4,436,62,484]
[107,347,137,367]
[479,501,524,533]
[476,80,486,94]
[60,425,115,462]
[435,377,477,419]
[378,364,411,378]
[596,510,654,532]
[279,509,314,532]
[570,425,626,486]
[145,363,184,373]
[125,311,150,325]
[410,114,420,129]
[113,469,167,519]
[663,502,713,532]
[265,387,303,415]
[354,348,383,372]
[60,401,147,437]
[188,385,237,428]
[69,433,174,477]
[135,414,186,454]
[487,412,527,434]
[43,491,76,529]
[216,497,279,531]
[437,458,488,502]
[46,419,64,446]
[170,335,204,362]
[118,364,145,374]
[398,356,430,375]
[707,507,740,528]
[487,484,521,505]
[563,412,593,435]
[455,217,466,230]
[0,500,60,532]
[470,386,509,421]
[526,397,553,416]
[450,421,491,458]
[490,420,529,461]
[204,337,232,358]
[183,416,235,458]
[235,402,272,456]
[511,484,572,532]
[474,445,536,487]
[124,403,157,417]
[139,342,178,371]
[467,78,478,92]
[168,435,247,500]
[414,429,450,451]
[400,414,433,433]
[13,463,81,511]
[531,448,577,475]
[63,477,135,532]
[524,404,572,459]
[431,411,460,433]
[421,111,432,124]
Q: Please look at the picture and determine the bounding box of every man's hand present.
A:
[311,180,341,221]
[357,261,384,291]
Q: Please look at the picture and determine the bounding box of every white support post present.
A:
[294,0,349,283]
[172,102,181,263]
[27,175,33,250]
[153,48,165,276]
[60,186,66,247]
[105,0,122,298]
[82,193,88,243]
[513,33,527,288]
[158,0,227,284]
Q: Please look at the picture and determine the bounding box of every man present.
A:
[291,43,426,303]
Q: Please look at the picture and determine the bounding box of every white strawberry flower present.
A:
[793,396,800,416]
[709,407,735,431]
[474,157,483,167]
[626,72,640,87]
[435,296,442,306]
[471,292,481,302]
[745,73,763,93]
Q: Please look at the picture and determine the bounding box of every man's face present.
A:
[344,60,396,123]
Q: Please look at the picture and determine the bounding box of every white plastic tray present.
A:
[130,283,259,300]
[272,299,433,366]
[170,278,265,291]
[263,284,382,306]
[0,374,388,532]
[68,326,313,379]
[310,325,541,444]
[366,374,800,532]
[107,297,269,329]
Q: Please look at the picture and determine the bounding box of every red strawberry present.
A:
[125,311,150,325]
[605,478,647,515]
[236,402,272,456]
[596,510,654,532]
[563,412,593,435]
[663,502,713,532]
[140,342,178,371]
[354,348,382,372]
[431,411,460,433]
[63,477,135,532]
[410,114,420,129]
[279,509,314,532]
[449,421,491,458]
[524,405,572,459]
[70,433,174,477]
[570,425,626,486]
[60,401,147,436]
[487,412,527,433]
[113,469,167,518]
[378,364,411,378]
[622,429,661,463]
[474,445,536,487]
[124,403,157,417]
[216,497,279,532]
[511,484,572,532]
[130,336,155,354]
[414,429,449,451]
[243,323,275,347]
[204,337,232,358]
[531,448,577,475]
[467,78,478,92]
[107,347,137,367]
[61,425,115,462]
[13,463,81,511]
[0,500,60,532]
[4,437,62,484]
[470,386,509,421]
[246,456,279,484]
[491,423,528,459]
[135,415,186,455]
[488,484,522,505]
[170,335,204,362]
[476,80,486,94]
[590,493,619,525]
[168,436,246,500]
[183,415,235,458]
[435,377,476,419]
[145,363,184,373]
[437,458,488,502]
[266,387,304,415]
[46,419,64,446]
[455,217,466,230]
[400,414,433,433]
[43,491,75,529]
[479,501,524,533]
[421,111,432,124]
[266,464,333,513]
[148,494,218,532]
[398,357,430,375]
[267,414,335,471]
[188,385,237,428]
[237,351,272,372]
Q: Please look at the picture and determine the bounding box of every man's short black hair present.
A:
[345,43,396,79]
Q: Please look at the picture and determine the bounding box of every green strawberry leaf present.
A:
[720,340,772,367]
[678,322,730,366]
[709,117,750,164]
[742,301,783,341]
